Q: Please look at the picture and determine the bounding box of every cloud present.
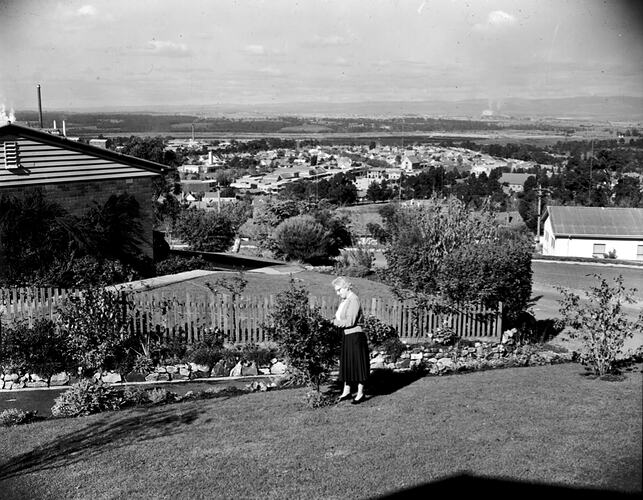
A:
[244,44,266,55]
[306,35,349,47]
[334,57,349,66]
[474,10,517,31]
[257,67,283,76]
[146,40,191,57]
[488,10,516,26]
[76,5,98,17]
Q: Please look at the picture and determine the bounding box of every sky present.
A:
[0,0,642,111]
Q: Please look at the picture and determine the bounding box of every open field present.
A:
[0,363,640,499]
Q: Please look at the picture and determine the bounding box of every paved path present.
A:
[109,270,220,292]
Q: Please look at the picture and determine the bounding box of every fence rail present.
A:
[0,287,503,343]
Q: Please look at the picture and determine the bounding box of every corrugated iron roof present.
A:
[499,173,534,185]
[544,206,643,238]
[0,123,167,176]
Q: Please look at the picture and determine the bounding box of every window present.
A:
[637,245,643,260]
[592,243,606,258]
[3,141,19,169]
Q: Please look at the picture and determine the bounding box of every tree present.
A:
[383,196,497,301]
[382,195,533,322]
[613,177,642,207]
[172,209,235,252]
[325,172,357,205]
[557,274,643,376]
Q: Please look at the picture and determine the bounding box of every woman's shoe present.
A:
[351,395,366,405]
[337,393,353,402]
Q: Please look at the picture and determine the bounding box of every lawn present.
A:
[150,269,396,304]
[1,363,641,499]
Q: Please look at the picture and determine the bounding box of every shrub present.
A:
[362,316,406,361]
[238,343,279,366]
[148,387,174,405]
[557,274,643,376]
[186,327,228,366]
[272,215,330,263]
[122,386,151,406]
[334,246,374,278]
[303,390,335,409]
[266,282,341,392]
[431,321,459,346]
[0,318,69,377]
[155,255,214,275]
[380,337,406,362]
[382,196,533,322]
[188,347,223,367]
[438,236,533,324]
[0,408,36,427]
[172,209,236,252]
[132,354,154,374]
[57,287,128,375]
[51,380,122,418]
[156,337,189,366]
[363,316,398,350]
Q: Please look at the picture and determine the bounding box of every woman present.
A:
[332,276,369,404]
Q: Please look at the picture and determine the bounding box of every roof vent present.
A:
[3,141,20,169]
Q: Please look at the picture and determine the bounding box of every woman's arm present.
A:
[333,293,361,328]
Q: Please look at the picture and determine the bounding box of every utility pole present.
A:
[536,183,551,241]
[588,138,594,204]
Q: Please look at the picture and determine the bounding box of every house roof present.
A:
[0,123,167,176]
[543,206,643,239]
[499,173,534,186]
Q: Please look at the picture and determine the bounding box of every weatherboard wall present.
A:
[542,216,643,260]
[0,136,158,187]
[0,132,160,259]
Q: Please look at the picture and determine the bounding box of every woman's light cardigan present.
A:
[334,290,364,334]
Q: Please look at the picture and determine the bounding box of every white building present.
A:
[541,206,643,260]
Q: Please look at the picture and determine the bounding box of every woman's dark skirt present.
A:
[339,331,370,384]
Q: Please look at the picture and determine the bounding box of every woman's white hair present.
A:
[332,276,352,290]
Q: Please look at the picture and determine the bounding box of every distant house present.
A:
[337,156,353,169]
[401,155,422,171]
[0,123,167,259]
[541,206,643,260]
[88,138,109,149]
[499,173,534,194]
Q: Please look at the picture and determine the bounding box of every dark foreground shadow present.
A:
[511,310,565,344]
[325,368,427,399]
[372,472,640,499]
[0,403,205,480]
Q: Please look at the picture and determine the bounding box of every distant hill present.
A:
[19,96,643,122]
[208,96,643,121]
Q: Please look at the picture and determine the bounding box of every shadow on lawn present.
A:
[373,472,640,499]
[325,368,427,399]
[0,403,204,480]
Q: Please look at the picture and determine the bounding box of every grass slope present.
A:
[151,270,395,304]
[1,363,641,499]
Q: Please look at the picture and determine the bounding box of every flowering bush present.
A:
[557,274,643,376]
